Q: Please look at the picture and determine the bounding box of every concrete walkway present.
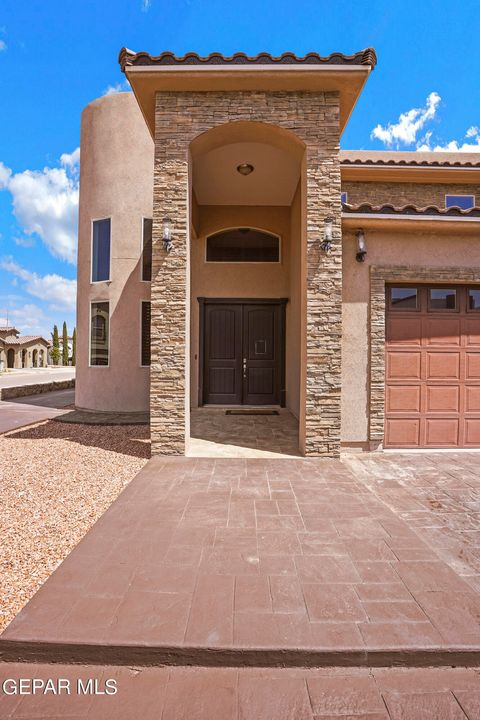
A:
[2,456,480,668]
[0,663,479,719]
[0,389,75,433]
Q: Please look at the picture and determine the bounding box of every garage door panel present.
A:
[464,318,480,346]
[424,418,459,447]
[426,385,460,413]
[424,317,461,346]
[386,385,421,413]
[465,353,480,379]
[387,352,421,380]
[385,419,420,447]
[465,386,480,412]
[426,352,460,380]
[386,317,422,345]
[464,419,480,446]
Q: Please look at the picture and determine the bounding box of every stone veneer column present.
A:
[151,91,342,456]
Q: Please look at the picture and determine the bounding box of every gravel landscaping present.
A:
[0,419,150,631]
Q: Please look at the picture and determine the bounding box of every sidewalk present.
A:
[2,456,479,667]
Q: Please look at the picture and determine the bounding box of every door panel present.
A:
[204,305,242,404]
[243,305,279,405]
[202,301,283,405]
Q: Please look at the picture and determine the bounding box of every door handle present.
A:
[243,357,247,379]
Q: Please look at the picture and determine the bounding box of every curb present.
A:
[0,379,75,401]
[1,640,479,668]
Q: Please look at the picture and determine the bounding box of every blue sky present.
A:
[0,0,478,337]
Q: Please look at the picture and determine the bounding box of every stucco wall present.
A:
[342,182,478,208]
[190,205,296,407]
[341,229,480,445]
[76,92,154,412]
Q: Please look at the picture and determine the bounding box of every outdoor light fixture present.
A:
[320,217,334,255]
[237,163,254,176]
[162,217,173,253]
[355,228,367,262]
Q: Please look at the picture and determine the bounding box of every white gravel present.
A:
[0,419,149,631]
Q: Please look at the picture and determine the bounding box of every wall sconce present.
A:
[355,228,367,262]
[162,217,173,253]
[320,217,334,255]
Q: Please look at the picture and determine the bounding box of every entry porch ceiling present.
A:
[119,49,376,139]
[193,142,300,206]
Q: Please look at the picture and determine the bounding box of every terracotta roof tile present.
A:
[2,335,48,345]
[340,150,480,169]
[119,48,377,72]
[342,202,480,217]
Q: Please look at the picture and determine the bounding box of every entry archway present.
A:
[7,348,15,368]
[32,349,38,367]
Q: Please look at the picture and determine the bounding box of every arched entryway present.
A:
[32,349,38,367]
[7,348,15,368]
[39,349,44,367]
[187,121,305,456]
[21,349,27,368]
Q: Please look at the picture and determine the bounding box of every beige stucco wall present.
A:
[75,92,154,412]
[0,340,49,369]
[190,204,303,408]
[341,229,480,445]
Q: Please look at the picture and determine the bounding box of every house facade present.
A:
[75,49,480,455]
[0,327,50,370]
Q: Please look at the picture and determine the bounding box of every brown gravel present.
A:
[0,420,150,631]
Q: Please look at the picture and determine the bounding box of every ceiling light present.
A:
[237,163,254,176]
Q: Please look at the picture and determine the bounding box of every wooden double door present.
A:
[199,299,286,406]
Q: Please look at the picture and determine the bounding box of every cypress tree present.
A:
[62,321,69,366]
[72,327,76,367]
[50,325,60,366]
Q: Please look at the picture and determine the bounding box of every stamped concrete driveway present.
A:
[343,453,480,593]
[0,389,75,433]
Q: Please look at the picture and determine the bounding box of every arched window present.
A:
[206,228,280,263]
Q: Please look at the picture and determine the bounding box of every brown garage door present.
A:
[385,285,480,448]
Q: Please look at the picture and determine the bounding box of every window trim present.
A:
[445,194,475,210]
[88,300,110,368]
[90,217,112,284]
[204,226,282,264]
[140,216,153,283]
[427,286,459,313]
[140,300,151,368]
[387,285,420,312]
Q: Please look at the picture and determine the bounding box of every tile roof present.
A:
[340,150,480,168]
[119,48,377,72]
[2,334,48,345]
[342,202,480,217]
[0,326,17,333]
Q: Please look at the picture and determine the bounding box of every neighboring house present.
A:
[0,327,50,370]
[75,48,480,454]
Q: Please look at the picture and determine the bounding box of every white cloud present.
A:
[0,40,7,53]
[14,236,35,248]
[417,126,480,153]
[0,149,79,264]
[0,259,77,311]
[371,92,441,148]
[103,80,131,96]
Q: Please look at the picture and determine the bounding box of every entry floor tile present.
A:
[2,456,480,660]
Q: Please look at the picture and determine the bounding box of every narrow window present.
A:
[206,228,280,263]
[90,302,109,366]
[429,288,457,310]
[141,301,151,366]
[445,195,475,210]
[92,219,111,282]
[390,287,418,310]
[468,288,480,310]
[142,218,152,281]
[341,191,348,204]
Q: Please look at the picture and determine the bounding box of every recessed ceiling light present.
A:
[237,163,254,176]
